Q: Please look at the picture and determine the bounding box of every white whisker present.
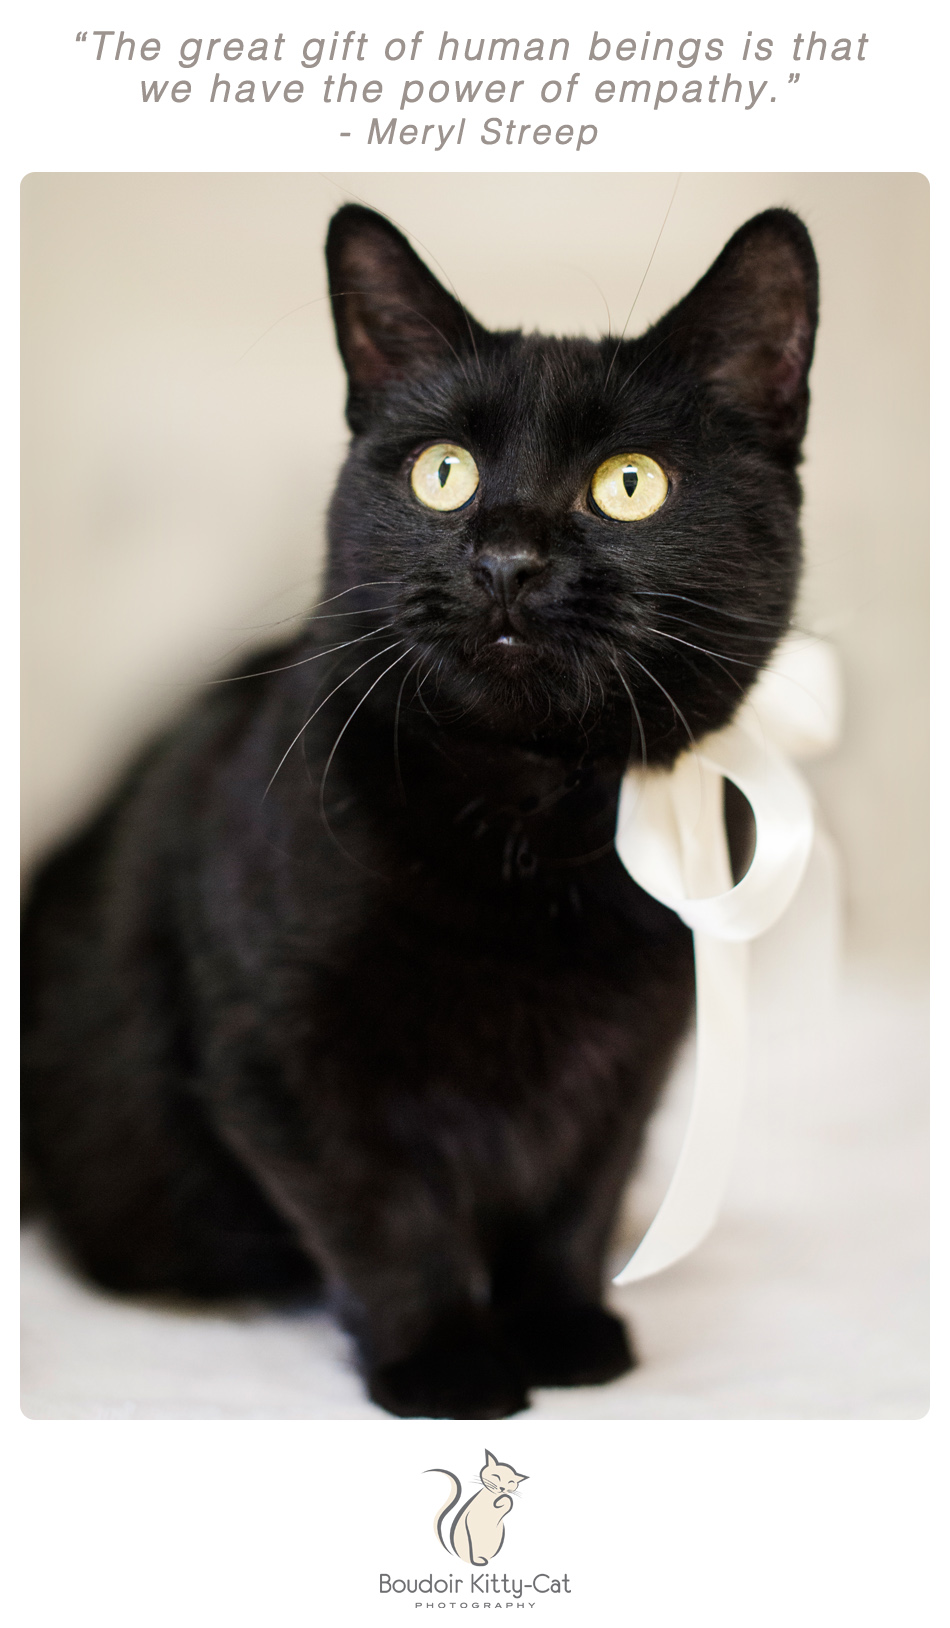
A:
[318,645,415,838]
[263,640,405,799]
[393,651,426,804]
[609,653,648,771]
[211,622,396,685]
[624,649,697,750]
[604,174,681,387]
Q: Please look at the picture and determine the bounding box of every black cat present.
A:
[22,202,817,1418]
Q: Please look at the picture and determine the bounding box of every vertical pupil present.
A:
[437,457,455,488]
[622,467,638,497]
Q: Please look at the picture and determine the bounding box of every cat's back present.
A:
[24,636,300,916]
[21,636,315,1073]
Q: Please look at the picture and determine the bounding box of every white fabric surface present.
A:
[21,969,927,1420]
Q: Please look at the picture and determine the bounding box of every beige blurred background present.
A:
[21,173,928,973]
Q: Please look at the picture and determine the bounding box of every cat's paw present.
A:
[368,1330,529,1419]
[506,1304,635,1388]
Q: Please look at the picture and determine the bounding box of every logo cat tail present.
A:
[426,1469,462,1554]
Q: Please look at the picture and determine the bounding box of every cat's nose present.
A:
[473,548,545,609]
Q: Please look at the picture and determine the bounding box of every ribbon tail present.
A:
[613,934,749,1284]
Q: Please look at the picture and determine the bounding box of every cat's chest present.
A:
[298,875,693,1183]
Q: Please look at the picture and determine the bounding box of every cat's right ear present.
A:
[326,205,485,432]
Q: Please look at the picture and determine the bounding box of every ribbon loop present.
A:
[616,720,815,942]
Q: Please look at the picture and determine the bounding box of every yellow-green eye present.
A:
[590,453,668,521]
[410,443,479,512]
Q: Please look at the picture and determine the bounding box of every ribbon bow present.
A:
[613,635,842,1284]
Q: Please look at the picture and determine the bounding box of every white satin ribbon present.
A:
[612,635,841,1284]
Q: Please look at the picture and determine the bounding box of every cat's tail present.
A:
[426,1469,462,1555]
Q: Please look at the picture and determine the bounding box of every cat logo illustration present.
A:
[427,1449,528,1566]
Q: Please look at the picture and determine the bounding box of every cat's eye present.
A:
[590,453,668,521]
[410,443,480,512]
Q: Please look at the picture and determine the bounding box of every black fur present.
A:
[22,205,818,1417]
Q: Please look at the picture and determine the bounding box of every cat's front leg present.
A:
[494,1258,636,1390]
[491,1130,645,1389]
[365,1303,528,1421]
[502,1300,634,1390]
[210,1095,529,1419]
[335,1245,531,1419]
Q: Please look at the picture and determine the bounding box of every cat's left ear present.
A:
[484,1450,498,1468]
[651,208,818,460]
[326,204,486,432]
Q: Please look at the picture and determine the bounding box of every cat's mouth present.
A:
[416,607,617,738]
[464,600,577,675]
[484,604,540,656]
[483,628,541,666]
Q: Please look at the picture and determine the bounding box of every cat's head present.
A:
[480,1449,527,1495]
[324,201,818,766]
